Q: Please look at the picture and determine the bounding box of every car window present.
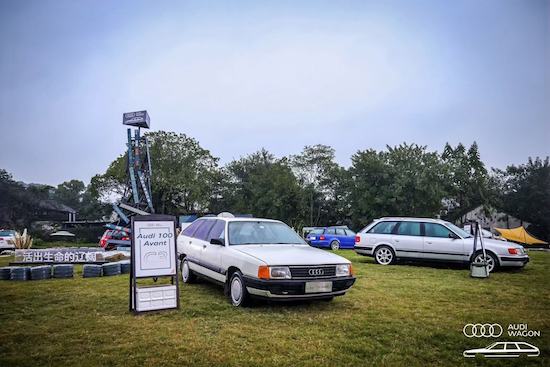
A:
[505,343,518,350]
[326,228,336,235]
[424,223,453,238]
[368,221,398,234]
[194,220,216,241]
[336,228,346,235]
[517,343,533,350]
[309,228,324,235]
[228,221,304,245]
[345,229,355,236]
[490,343,505,350]
[207,220,225,242]
[182,220,203,237]
[0,230,15,236]
[397,222,421,236]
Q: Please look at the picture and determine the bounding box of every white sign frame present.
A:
[130,214,179,313]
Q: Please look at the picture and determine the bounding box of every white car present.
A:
[355,217,529,272]
[0,229,16,253]
[177,214,356,306]
[463,342,540,358]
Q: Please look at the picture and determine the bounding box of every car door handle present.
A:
[426,241,433,245]
[202,245,207,249]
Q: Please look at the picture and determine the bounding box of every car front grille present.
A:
[289,265,336,279]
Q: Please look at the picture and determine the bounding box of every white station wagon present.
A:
[355,217,529,272]
[177,214,356,306]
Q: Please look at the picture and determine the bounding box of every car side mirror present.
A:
[448,233,459,240]
[210,238,225,246]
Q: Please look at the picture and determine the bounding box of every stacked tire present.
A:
[102,262,121,276]
[10,267,30,281]
[0,267,13,280]
[30,265,52,280]
[83,264,102,278]
[119,261,131,274]
[53,264,74,278]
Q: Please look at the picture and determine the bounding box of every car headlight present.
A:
[268,266,291,279]
[336,264,352,277]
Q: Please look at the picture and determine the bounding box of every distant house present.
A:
[463,205,527,230]
[36,200,76,222]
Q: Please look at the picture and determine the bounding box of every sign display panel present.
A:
[133,220,176,278]
[123,110,150,128]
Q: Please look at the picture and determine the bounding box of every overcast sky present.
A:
[1,0,548,186]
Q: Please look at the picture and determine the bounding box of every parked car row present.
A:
[176,214,529,307]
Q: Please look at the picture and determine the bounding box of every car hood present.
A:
[465,237,524,251]
[233,244,351,266]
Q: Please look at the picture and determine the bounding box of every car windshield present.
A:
[228,221,305,245]
[444,222,473,238]
[0,230,15,236]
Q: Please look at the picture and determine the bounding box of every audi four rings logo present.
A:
[463,324,503,338]
[308,268,325,276]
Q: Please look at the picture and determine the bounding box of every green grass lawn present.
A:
[0,249,548,367]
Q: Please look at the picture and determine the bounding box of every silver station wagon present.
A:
[355,217,529,272]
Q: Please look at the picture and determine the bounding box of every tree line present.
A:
[1,130,549,241]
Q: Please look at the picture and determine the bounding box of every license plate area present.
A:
[305,281,332,293]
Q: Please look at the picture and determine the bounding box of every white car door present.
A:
[422,223,466,261]
[392,221,424,259]
[200,219,227,283]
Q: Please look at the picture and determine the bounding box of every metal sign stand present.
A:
[130,214,179,313]
[470,220,489,278]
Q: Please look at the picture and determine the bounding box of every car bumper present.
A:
[354,246,373,256]
[499,255,529,267]
[243,276,356,300]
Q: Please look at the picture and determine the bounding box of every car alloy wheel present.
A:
[229,271,249,307]
[473,252,497,273]
[330,240,340,251]
[375,246,394,265]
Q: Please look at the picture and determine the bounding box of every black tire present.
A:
[472,251,498,273]
[373,245,396,265]
[330,240,340,251]
[180,258,196,283]
[229,271,250,307]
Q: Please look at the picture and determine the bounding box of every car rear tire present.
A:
[330,240,340,251]
[472,251,498,273]
[229,271,250,307]
[374,245,395,265]
[180,258,196,283]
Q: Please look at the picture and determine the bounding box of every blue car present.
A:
[306,226,356,250]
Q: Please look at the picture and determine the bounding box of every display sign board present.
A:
[133,219,176,277]
[130,214,179,313]
[123,110,150,128]
[14,248,106,264]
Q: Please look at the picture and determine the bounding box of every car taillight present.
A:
[100,239,106,247]
[320,235,325,240]
[122,236,129,241]
[355,236,360,243]
[508,248,519,255]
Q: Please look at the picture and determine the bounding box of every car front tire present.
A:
[374,245,395,265]
[229,271,250,307]
[472,251,498,273]
[330,240,340,251]
[180,258,197,283]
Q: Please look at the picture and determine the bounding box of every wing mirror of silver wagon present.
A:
[210,238,225,246]
[448,233,459,240]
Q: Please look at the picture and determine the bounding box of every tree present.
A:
[348,143,447,229]
[493,157,550,241]
[441,142,490,223]
[213,149,306,227]
[290,145,343,226]
[94,131,220,215]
